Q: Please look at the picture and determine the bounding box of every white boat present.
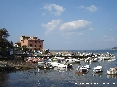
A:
[110,54,115,59]
[57,63,67,68]
[98,52,116,60]
[91,58,98,62]
[75,59,80,63]
[84,65,90,69]
[93,66,103,73]
[80,58,84,61]
[108,59,116,62]
[47,58,61,67]
[98,53,110,60]
[53,56,65,61]
[49,62,60,67]
[65,58,80,63]
[37,63,54,69]
[76,66,88,73]
[84,57,91,62]
[48,61,72,68]
[38,58,46,64]
[110,56,115,59]
[38,60,45,64]
[104,56,110,60]
[107,68,117,75]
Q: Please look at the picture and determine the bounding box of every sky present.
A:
[0,0,117,50]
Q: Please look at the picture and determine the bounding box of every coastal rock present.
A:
[0,61,15,71]
[0,61,35,71]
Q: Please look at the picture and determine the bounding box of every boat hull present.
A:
[107,69,117,75]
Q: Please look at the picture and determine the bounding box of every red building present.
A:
[18,35,44,51]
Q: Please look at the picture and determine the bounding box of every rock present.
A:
[0,60,35,71]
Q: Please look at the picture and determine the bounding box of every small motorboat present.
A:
[107,68,117,75]
[37,63,54,69]
[57,63,67,68]
[65,58,80,64]
[76,66,88,73]
[84,65,90,69]
[48,62,60,67]
[108,59,116,62]
[67,63,73,68]
[93,66,103,73]
[91,58,98,62]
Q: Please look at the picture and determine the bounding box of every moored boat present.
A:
[93,66,103,73]
[76,66,88,73]
[107,68,117,75]
[67,63,73,68]
[84,65,90,69]
[65,58,80,64]
[37,63,54,69]
[91,58,98,62]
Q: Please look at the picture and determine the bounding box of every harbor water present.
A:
[0,50,117,87]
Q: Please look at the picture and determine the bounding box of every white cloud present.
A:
[42,20,62,35]
[86,5,97,12]
[79,5,97,12]
[44,4,65,16]
[59,20,92,31]
[42,20,92,37]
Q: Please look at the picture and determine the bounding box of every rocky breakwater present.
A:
[0,60,35,71]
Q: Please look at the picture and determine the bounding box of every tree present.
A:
[22,45,29,52]
[34,48,38,52]
[0,28,13,56]
[0,28,9,39]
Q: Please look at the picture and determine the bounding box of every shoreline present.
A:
[0,60,36,71]
[0,50,116,72]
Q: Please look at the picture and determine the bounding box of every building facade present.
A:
[18,36,44,51]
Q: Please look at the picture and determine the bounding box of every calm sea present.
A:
[0,50,117,87]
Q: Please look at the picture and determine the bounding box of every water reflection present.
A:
[0,70,15,87]
[107,75,117,79]
[0,72,8,86]
[92,72,103,77]
[54,67,68,72]
[75,71,88,76]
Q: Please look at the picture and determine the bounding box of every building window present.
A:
[35,41,37,43]
[30,44,32,47]
[40,45,41,47]
[35,45,36,47]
